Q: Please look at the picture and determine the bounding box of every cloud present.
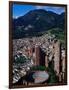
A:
[35,6,45,9]
[35,6,65,14]
[45,6,65,14]
[46,6,64,11]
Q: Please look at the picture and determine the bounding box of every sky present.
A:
[12,4,65,19]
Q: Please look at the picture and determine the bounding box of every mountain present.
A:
[12,9,65,39]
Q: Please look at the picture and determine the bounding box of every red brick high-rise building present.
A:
[34,45,41,66]
[28,46,33,57]
[45,55,48,68]
[34,45,45,66]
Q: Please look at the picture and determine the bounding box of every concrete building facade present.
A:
[53,41,61,76]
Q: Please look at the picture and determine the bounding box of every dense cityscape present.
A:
[13,34,66,85]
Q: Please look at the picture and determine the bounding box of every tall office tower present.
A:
[45,55,48,68]
[54,41,61,76]
[34,45,41,66]
[28,46,33,57]
[61,50,66,82]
